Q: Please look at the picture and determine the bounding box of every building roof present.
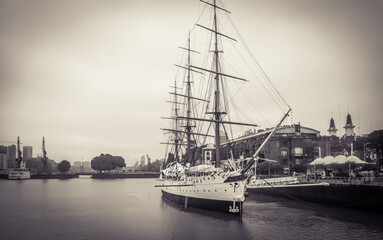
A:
[276,125,320,134]
[344,114,355,128]
[222,124,321,146]
[328,118,338,131]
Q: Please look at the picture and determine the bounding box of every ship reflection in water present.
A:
[0,179,382,240]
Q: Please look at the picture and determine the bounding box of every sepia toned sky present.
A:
[1,0,382,164]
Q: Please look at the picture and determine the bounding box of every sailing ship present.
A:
[157,0,291,215]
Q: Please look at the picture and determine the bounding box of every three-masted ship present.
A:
[157,0,291,215]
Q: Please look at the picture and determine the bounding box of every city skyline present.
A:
[1,0,382,164]
[0,140,156,166]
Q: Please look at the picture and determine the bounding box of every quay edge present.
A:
[91,172,159,179]
[247,183,383,213]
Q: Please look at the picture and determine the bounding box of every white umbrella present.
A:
[346,155,368,164]
[334,155,347,164]
[310,157,323,165]
[322,156,335,165]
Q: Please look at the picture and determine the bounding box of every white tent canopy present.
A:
[334,155,347,164]
[346,155,368,164]
[323,156,336,165]
[310,155,369,165]
[310,157,323,165]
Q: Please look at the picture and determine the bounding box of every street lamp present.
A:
[364,142,372,162]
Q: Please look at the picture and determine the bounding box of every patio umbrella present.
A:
[310,157,323,165]
[322,156,335,165]
[346,155,368,164]
[334,155,347,164]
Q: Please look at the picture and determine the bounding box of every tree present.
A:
[369,130,383,158]
[58,160,71,173]
[91,153,126,172]
[110,156,126,169]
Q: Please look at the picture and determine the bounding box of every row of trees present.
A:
[55,154,161,173]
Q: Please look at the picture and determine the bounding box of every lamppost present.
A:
[364,142,372,162]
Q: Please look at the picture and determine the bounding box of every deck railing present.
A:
[305,176,383,187]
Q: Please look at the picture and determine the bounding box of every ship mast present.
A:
[193,0,253,167]
[41,136,48,173]
[186,32,193,165]
[212,0,222,168]
[161,82,186,163]
[173,32,202,165]
[173,81,180,162]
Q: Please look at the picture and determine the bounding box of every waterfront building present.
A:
[73,161,82,167]
[83,161,91,168]
[140,154,151,166]
[186,116,377,174]
[7,145,17,168]
[201,144,215,165]
[23,146,33,159]
[0,153,7,170]
[219,124,332,169]
[0,146,7,170]
[24,158,56,174]
[327,118,338,137]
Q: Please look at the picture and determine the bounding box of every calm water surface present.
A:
[1,178,382,240]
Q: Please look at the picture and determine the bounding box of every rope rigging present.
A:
[164,0,291,164]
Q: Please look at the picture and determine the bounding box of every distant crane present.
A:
[41,137,49,174]
[16,136,23,168]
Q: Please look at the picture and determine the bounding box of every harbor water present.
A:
[0,178,382,240]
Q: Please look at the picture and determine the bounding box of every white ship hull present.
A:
[159,175,246,215]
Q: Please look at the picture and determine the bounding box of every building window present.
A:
[280,150,288,157]
[294,147,303,156]
[280,139,288,147]
[205,151,211,161]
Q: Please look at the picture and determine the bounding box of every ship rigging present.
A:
[158,0,291,215]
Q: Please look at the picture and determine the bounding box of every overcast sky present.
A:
[1,0,382,164]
